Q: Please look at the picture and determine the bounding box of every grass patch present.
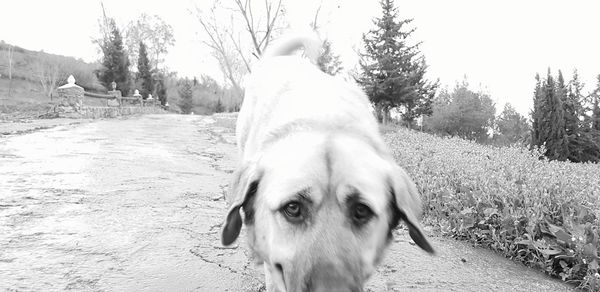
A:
[385,126,600,290]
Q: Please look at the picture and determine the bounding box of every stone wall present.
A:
[52,75,167,119]
[56,84,84,113]
[80,106,166,119]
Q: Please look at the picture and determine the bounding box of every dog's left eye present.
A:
[351,203,374,224]
[282,202,303,221]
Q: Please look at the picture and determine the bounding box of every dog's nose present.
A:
[275,262,284,278]
[306,261,361,292]
[271,262,287,292]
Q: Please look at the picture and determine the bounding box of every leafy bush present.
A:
[385,127,600,290]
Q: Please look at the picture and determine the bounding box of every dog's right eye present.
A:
[282,202,303,221]
[351,202,374,226]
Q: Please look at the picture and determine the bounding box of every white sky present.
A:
[1,0,600,116]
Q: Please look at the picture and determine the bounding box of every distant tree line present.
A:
[357,0,599,163]
[531,70,600,163]
[94,6,175,106]
[174,75,241,115]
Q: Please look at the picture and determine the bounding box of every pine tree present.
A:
[317,40,343,76]
[137,41,153,98]
[359,0,437,125]
[95,19,131,96]
[178,79,193,114]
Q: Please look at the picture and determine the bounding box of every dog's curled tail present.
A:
[262,31,322,65]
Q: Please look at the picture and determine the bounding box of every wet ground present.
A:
[0,114,574,291]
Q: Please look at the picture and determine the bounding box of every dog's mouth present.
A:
[275,261,364,292]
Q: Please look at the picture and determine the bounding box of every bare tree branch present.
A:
[234,0,261,56]
[311,0,323,31]
[227,17,252,73]
[36,54,68,98]
[193,0,285,102]
[194,4,244,95]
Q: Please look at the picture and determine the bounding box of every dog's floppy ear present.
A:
[388,163,435,254]
[221,161,262,246]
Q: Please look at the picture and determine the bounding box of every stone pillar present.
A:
[56,75,84,113]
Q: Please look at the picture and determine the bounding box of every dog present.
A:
[221,33,434,292]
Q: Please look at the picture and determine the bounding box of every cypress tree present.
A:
[96,19,131,96]
[137,41,153,98]
[532,70,600,162]
[563,71,580,138]
[552,70,570,160]
[531,73,544,148]
[531,69,569,161]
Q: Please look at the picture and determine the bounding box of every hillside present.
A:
[0,41,104,119]
[0,41,102,89]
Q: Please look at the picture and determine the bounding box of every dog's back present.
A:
[237,34,381,160]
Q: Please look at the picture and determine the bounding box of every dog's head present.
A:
[221,130,434,292]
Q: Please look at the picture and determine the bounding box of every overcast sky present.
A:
[1,0,599,116]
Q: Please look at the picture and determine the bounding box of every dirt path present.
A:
[0,114,573,291]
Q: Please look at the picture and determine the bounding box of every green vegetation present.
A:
[168,75,240,115]
[423,81,496,143]
[494,103,530,146]
[384,126,600,290]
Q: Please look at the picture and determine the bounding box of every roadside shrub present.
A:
[385,127,600,290]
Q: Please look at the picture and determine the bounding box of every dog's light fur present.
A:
[221,33,434,292]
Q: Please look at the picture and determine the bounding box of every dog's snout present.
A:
[306,261,361,292]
